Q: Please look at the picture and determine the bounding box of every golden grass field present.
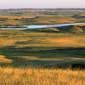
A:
[0,67,84,85]
[0,9,85,85]
[0,30,85,47]
[0,30,85,85]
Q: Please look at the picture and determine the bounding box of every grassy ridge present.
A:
[0,30,85,68]
[0,30,85,85]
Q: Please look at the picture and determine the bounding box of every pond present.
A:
[0,23,85,30]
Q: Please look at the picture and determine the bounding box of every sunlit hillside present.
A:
[0,9,85,85]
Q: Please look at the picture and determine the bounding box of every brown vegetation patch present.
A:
[0,39,16,46]
[0,55,12,63]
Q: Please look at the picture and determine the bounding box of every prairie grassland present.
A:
[0,30,85,47]
[0,30,85,85]
[0,67,84,85]
[0,30,84,67]
[35,16,76,24]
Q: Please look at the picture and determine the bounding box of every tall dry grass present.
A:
[0,67,84,85]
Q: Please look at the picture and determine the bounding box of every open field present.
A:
[0,67,84,85]
[0,9,85,25]
[0,9,85,85]
[0,30,85,68]
[0,30,85,85]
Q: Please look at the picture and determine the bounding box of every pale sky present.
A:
[0,0,85,9]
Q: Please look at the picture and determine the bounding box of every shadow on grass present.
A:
[0,46,85,69]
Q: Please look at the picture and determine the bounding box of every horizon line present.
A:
[0,8,85,10]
